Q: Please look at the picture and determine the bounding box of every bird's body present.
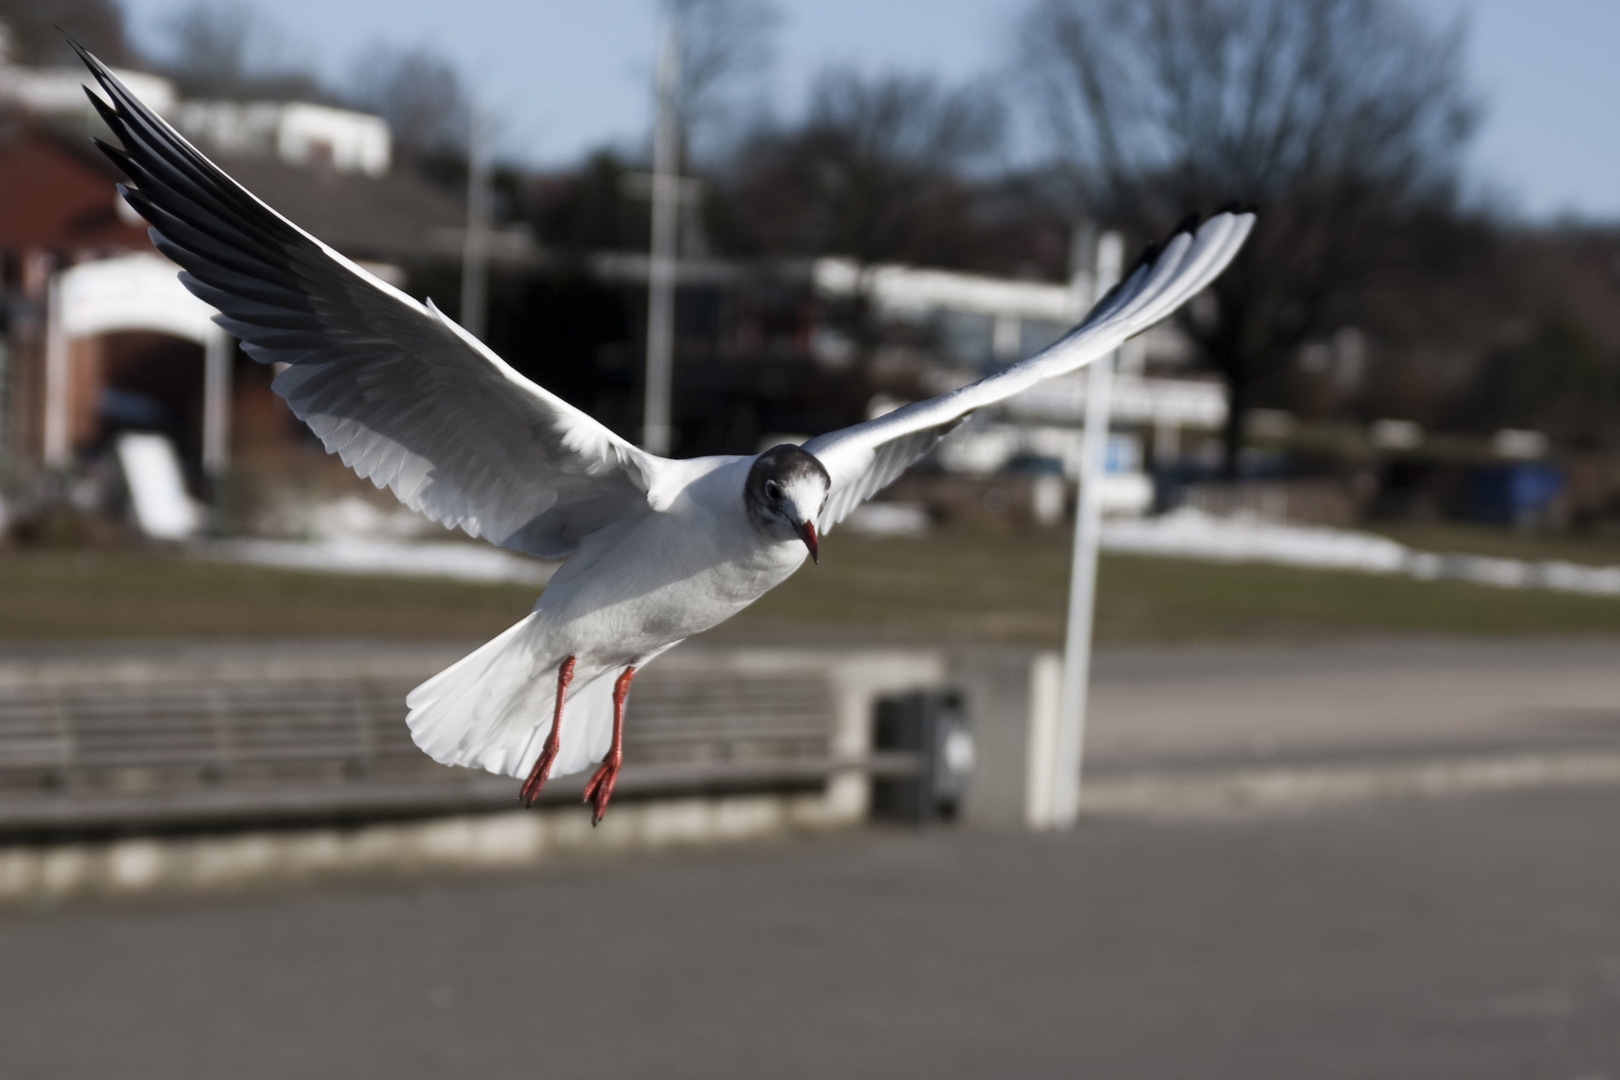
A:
[539,454,807,660]
[406,449,823,810]
[74,45,1255,821]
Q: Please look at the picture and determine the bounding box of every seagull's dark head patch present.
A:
[745,444,831,562]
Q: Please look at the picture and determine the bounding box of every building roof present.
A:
[196,154,468,264]
[0,114,471,266]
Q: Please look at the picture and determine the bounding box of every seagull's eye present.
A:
[765,480,782,502]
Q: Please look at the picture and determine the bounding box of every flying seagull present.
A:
[74,46,1254,824]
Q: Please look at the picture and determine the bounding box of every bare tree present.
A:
[1021,0,1479,473]
[157,1,329,101]
[718,68,1003,364]
[0,0,132,65]
[725,68,1002,264]
[667,0,780,164]
[349,44,470,157]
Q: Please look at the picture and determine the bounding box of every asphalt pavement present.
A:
[1085,636,1620,771]
[3,784,1619,1079]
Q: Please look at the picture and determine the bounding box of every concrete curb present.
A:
[0,791,846,904]
[1081,749,1620,817]
[11,748,1620,903]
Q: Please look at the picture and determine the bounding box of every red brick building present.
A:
[0,89,467,487]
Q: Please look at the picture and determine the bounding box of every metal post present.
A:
[43,272,70,468]
[202,326,232,477]
[642,18,681,456]
[1049,230,1124,828]
[460,108,492,341]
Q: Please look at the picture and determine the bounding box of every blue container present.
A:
[1468,463,1564,527]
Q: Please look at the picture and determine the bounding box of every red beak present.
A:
[796,520,819,564]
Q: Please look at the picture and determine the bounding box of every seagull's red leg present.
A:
[583,666,635,825]
[520,655,576,807]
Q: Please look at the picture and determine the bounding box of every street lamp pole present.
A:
[1050,229,1124,827]
[460,107,492,342]
[642,18,681,456]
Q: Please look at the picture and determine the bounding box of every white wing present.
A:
[803,211,1256,530]
[77,46,662,559]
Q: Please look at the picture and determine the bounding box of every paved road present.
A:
[1086,637,1620,770]
[4,786,1619,1079]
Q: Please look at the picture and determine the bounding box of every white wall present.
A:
[172,100,392,177]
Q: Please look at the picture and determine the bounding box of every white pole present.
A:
[43,272,71,468]
[460,107,492,341]
[202,326,232,478]
[642,17,681,456]
[1050,230,1124,828]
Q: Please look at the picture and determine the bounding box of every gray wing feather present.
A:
[75,45,660,559]
[817,422,965,528]
[803,211,1254,531]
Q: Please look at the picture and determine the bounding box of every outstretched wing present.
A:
[802,211,1255,530]
[75,45,663,559]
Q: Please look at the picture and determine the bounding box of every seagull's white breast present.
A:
[531,456,806,665]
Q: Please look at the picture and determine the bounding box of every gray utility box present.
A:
[870,690,974,822]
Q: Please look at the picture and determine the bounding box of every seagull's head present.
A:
[745,444,831,563]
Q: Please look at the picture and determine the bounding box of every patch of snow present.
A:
[1100,508,1620,598]
[304,495,439,540]
[846,503,932,537]
[200,537,556,586]
[1101,508,1408,573]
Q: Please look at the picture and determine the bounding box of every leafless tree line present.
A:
[3,0,471,157]
[21,0,1620,464]
[1018,0,1498,470]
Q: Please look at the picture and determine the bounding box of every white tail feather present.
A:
[404,615,615,780]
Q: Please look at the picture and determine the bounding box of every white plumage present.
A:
[75,46,1254,819]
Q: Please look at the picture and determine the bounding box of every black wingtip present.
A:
[70,37,124,132]
[90,135,123,160]
[1128,210,1212,273]
[1128,238,1163,275]
[1082,207,1252,324]
[117,184,155,218]
[1156,203,1258,257]
[81,82,119,126]
[1167,205,1256,243]
[64,34,100,74]
[63,35,125,116]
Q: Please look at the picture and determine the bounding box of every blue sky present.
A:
[117,0,1620,222]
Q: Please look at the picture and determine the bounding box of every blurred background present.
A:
[2,0,1619,1076]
